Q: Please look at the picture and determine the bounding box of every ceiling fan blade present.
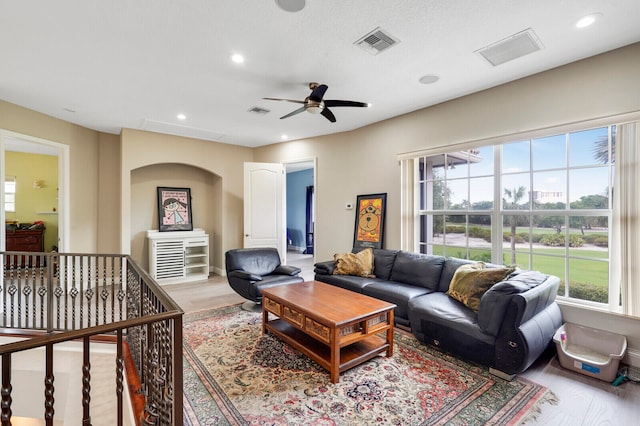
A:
[280,106,306,119]
[324,100,369,108]
[321,107,336,123]
[262,97,305,104]
[309,84,329,102]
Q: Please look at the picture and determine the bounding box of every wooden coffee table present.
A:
[261,281,395,383]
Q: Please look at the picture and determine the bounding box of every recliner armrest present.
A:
[273,265,301,276]
[228,270,263,281]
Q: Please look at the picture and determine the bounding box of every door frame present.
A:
[284,157,317,262]
[0,130,69,252]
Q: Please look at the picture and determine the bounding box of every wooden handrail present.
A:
[0,310,181,355]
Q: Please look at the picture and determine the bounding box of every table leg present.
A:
[262,306,268,334]
[330,327,340,383]
[386,310,394,357]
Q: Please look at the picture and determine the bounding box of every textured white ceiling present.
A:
[1,0,639,147]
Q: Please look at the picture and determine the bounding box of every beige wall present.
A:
[97,132,121,253]
[120,129,253,271]
[1,100,102,252]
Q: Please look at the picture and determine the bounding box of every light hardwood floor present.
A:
[164,252,640,425]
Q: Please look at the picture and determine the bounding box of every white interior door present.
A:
[243,162,286,261]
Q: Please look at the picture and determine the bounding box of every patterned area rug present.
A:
[182,304,557,425]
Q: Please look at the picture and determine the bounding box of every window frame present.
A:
[412,125,615,310]
[4,176,16,212]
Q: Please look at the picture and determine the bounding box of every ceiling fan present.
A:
[263,82,369,122]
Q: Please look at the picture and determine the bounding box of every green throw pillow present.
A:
[333,248,375,278]
[447,262,515,312]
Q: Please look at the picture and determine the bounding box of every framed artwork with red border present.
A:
[157,187,193,232]
[353,193,386,250]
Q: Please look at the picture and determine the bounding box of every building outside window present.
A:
[415,126,615,308]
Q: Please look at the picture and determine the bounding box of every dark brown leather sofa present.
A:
[315,249,562,378]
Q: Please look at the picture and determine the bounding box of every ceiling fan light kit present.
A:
[263,82,368,123]
[306,102,323,114]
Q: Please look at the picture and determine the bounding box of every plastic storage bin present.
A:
[553,323,627,382]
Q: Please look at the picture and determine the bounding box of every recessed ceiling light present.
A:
[275,0,305,13]
[177,113,186,120]
[281,134,289,140]
[419,74,440,85]
[231,53,245,64]
[576,13,602,29]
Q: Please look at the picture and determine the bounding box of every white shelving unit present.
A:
[147,228,209,284]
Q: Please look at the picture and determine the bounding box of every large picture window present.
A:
[416,126,615,307]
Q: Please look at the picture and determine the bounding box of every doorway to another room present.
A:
[1,132,66,254]
[285,160,315,280]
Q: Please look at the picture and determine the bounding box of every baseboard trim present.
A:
[210,265,224,276]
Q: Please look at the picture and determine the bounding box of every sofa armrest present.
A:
[486,272,562,374]
[273,265,301,276]
[478,271,555,336]
[314,260,335,275]
[494,296,562,375]
[509,274,560,327]
[228,270,263,281]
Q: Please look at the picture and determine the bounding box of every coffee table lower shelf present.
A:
[265,319,391,380]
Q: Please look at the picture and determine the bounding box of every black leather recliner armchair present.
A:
[225,247,304,311]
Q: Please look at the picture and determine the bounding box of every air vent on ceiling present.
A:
[476,28,543,66]
[247,106,270,115]
[354,27,400,55]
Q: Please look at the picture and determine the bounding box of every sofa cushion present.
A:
[352,248,398,280]
[315,273,379,293]
[447,263,515,312]
[477,270,549,336]
[389,251,445,290]
[372,249,398,280]
[333,248,375,278]
[408,293,496,348]
[438,258,503,292]
[438,257,477,292]
[363,281,432,323]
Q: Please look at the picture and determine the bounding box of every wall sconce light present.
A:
[33,179,43,188]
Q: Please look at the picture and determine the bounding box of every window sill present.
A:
[557,297,626,318]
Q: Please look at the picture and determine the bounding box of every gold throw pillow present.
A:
[447,262,515,312]
[333,248,375,278]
